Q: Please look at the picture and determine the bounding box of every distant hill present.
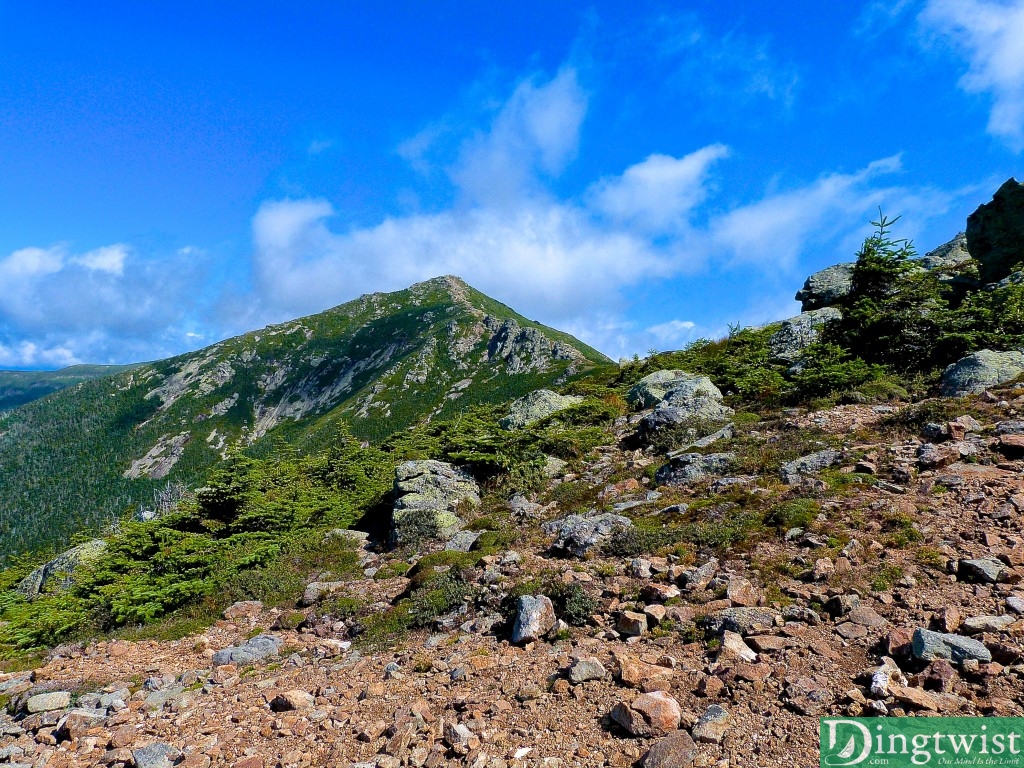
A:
[0,364,137,411]
[0,276,611,560]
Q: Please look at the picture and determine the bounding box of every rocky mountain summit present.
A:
[0,277,609,561]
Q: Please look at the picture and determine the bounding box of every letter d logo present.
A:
[822,719,872,766]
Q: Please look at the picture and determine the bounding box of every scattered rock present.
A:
[25,691,71,713]
[691,704,731,745]
[270,689,314,711]
[912,628,992,665]
[655,453,736,486]
[641,731,698,768]
[610,691,682,737]
[780,450,842,483]
[567,657,606,684]
[959,558,1011,584]
[212,634,283,666]
[543,512,633,557]
[510,595,556,644]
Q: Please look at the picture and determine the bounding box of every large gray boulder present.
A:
[628,371,733,425]
[795,263,855,310]
[654,453,735,487]
[920,232,975,273]
[940,350,1024,396]
[16,539,107,598]
[543,512,633,557]
[768,307,842,362]
[390,460,480,545]
[912,628,991,665]
[499,389,583,430]
[967,178,1024,284]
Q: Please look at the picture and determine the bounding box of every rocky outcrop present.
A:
[499,389,583,430]
[543,512,634,557]
[16,539,107,598]
[654,453,735,486]
[795,263,855,310]
[484,316,587,373]
[940,349,1024,396]
[768,307,842,362]
[967,178,1024,284]
[390,460,480,545]
[510,595,556,644]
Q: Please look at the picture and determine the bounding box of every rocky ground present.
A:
[5,378,1024,768]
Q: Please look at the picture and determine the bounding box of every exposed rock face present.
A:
[779,449,842,483]
[795,263,855,310]
[499,389,583,430]
[920,231,977,291]
[16,539,107,598]
[543,512,633,557]
[654,453,735,486]
[940,350,1024,396]
[967,178,1024,284]
[390,460,480,545]
[484,316,586,373]
[627,371,732,424]
[768,307,842,362]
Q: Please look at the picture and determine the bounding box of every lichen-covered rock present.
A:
[940,350,1024,396]
[768,307,842,362]
[510,595,556,644]
[701,607,780,636]
[966,177,1024,284]
[390,460,480,545]
[212,634,283,666]
[795,263,855,310]
[498,389,584,430]
[912,628,992,665]
[16,539,108,598]
[779,449,842,483]
[654,453,735,486]
[543,511,633,557]
[919,232,977,290]
[618,370,733,423]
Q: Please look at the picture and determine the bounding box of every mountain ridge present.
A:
[0,275,611,560]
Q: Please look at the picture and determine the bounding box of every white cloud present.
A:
[588,146,729,234]
[920,0,1024,149]
[0,241,205,367]
[645,319,697,344]
[710,156,905,269]
[73,244,129,275]
[449,67,587,206]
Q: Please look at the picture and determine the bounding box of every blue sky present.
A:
[1,1,1022,367]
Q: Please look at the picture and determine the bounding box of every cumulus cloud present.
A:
[920,0,1024,149]
[588,146,729,234]
[0,242,205,367]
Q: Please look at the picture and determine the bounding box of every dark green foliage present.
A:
[408,571,471,628]
[789,343,887,397]
[545,582,596,626]
[0,364,136,411]
[620,326,789,403]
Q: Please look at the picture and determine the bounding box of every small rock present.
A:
[510,595,556,644]
[959,558,1011,584]
[133,743,180,768]
[567,657,606,684]
[912,628,992,665]
[962,615,1017,634]
[270,689,314,711]
[691,704,731,745]
[617,611,649,637]
[610,691,682,737]
[641,731,698,768]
